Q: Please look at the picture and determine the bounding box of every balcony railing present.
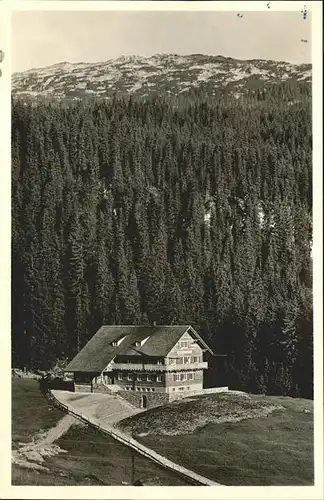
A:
[105,362,208,372]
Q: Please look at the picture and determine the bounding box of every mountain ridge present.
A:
[12,53,312,99]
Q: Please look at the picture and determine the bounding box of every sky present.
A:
[12,10,311,73]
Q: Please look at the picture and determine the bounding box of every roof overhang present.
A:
[187,326,214,355]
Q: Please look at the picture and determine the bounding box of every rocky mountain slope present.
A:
[12,53,311,100]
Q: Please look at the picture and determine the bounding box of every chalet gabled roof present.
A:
[64,325,214,373]
[186,326,214,355]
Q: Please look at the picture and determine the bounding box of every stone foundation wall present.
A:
[92,382,115,394]
[169,386,228,402]
[118,390,170,409]
[169,390,198,403]
[75,383,92,393]
[75,380,120,394]
[201,387,228,394]
[116,390,142,408]
[118,386,229,409]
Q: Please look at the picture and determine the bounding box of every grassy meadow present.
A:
[12,377,189,486]
[118,392,314,486]
[12,378,314,486]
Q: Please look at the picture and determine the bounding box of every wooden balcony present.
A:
[105,361,208,372]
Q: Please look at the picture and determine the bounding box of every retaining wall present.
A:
[117,386,229,409]
[75,380,228,407]
[92,382,115,394]
[75,383,91,393]
[118,390,170,409]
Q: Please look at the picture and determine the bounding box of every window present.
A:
[127,373,132,381]
[157,360,163,365]
[180,373,186,381]
[187,373,194,380]
[137,374,142,381]
[184,356,190,364]
[112,336,126,347]
[118,373,123,381]
[174,373,180,382]
[133,337,150,348]
[151,388,155,392]
[156,375,162,382]
[180,341,188,348]
[136,387,141,391]
[178,386,184,391]
[176,357,183,364]
[172,388,176,391]
[147,374,152,382]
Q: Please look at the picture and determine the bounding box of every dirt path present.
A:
[53,390,144,425]
[12,414,80,472]
[34,415,76,447]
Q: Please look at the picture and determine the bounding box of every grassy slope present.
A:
[118,393,314,486]
[12,377,64,450]
[12,378,189,486]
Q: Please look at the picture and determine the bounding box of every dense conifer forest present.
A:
[11,81,313,398]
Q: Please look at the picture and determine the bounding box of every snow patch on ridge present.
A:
[12,54,312,99]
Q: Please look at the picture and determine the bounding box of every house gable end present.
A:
[165,327,214,358]
[166,329,203,359]
[187,326,214,355]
